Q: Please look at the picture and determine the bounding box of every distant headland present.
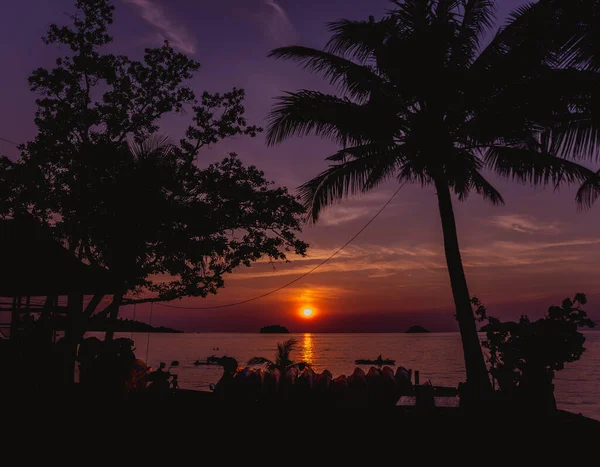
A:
[406,325,430,333]
[260,325,290,334]
[47,315,182,333]
[101,318,183,334]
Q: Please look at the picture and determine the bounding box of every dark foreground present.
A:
[7,388,598,456]
[22,386,598,428]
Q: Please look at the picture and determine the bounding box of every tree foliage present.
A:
[80,139,308,304]
[0,0,307,311]
[474,295,596,392]
[266,0,599,222]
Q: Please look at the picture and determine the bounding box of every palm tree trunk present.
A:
[434,179,492,398]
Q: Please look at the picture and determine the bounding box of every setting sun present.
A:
[301,308,315,318]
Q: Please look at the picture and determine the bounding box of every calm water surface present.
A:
[97,332,600,420]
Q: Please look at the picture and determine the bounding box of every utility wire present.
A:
[156,184,405,311]
[0,136,20,146]
[0,133,403,312]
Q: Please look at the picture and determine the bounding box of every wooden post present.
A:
[415,370,420,386]
[10,296,19,339]
[415,383,435,414]
[63,292,84,385]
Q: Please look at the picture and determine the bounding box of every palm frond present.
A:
[275,338,298,368]
[396,162,431,187]
[485,146,596,188]
[522,68,600,162]
[299,149,402,222]
[547,118,600,161]
[452,0,496,66]
[549,0,600,71]
[445,147,504,204]
[436,0,462,21]
[461,66,600,150]
[277,338,298,358]
[457,169,505,205]
[325,17,395,62]
[473,1,555,73]
[288,362,312,371]
[266,91,375,147]
[326,143,406,161]
[576,169,600,209]
[460,0,496,37]
[129,134,174,160]
[500,0,600,71]
[268,46,384,100]
[391,0,436,30]
[247,357,275,369]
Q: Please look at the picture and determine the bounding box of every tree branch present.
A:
[122,296,169,306]
[269,228,298,249]
[84,240,102,268]
[84,293,104,317]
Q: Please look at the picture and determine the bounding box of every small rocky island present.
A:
[260,324,290,334]
[406,325,430,333]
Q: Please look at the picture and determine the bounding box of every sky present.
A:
[1,0,599,332]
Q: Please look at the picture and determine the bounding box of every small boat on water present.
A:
[193,355,223,366]
[355,355,395,366]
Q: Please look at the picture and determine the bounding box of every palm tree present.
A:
[247,339,309,374]
[266,0,599,398]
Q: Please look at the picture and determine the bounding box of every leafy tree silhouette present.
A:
[0,0,308,380]
[475,294,595,411]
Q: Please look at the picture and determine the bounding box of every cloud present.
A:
[462,238,600,269]
[229,243,446,279]
[320,206,371,226]
[488,239,600,253]
[249,0,296,45]
[123,0,197,54]
[366,271,399,279]
[312,190,410,227]
[489,214,560,235]
[233,233,600,282]
[291,285,348,301]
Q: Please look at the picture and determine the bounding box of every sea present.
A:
[89,331,600,420]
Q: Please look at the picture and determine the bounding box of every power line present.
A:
[0,136,20,147]
[156,184,405,311]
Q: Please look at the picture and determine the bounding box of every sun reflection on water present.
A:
[300,333,315,366]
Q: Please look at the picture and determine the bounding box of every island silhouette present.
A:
[406,326,430,334]
[260,325,290,334]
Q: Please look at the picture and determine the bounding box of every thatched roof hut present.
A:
[0,216,119,297]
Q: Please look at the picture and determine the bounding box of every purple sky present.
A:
[1,0,599,332]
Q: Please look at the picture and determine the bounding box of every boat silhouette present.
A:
[193,355,222,366]
[354,355,395,366]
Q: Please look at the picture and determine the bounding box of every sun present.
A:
[301,307,315,319]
